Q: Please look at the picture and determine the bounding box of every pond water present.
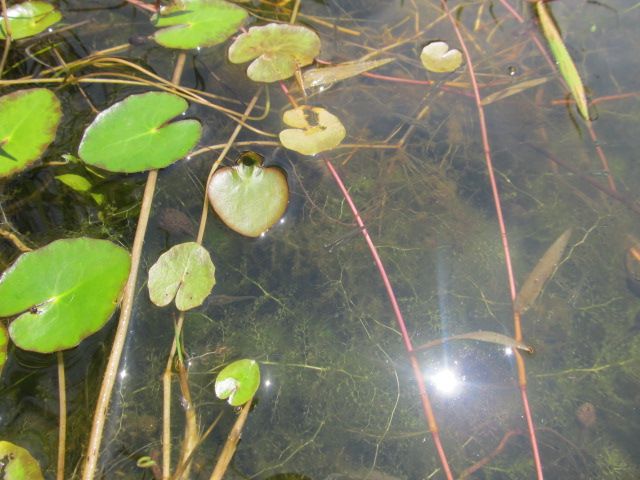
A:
[1,0,640,479]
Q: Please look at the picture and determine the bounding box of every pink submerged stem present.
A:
[278,79,454,479]
[324,159,455,480]
[438,0,545,478]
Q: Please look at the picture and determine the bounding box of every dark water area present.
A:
[1,0,639,479]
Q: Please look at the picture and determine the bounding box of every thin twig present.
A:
[0,0,12,78]
[82,52,187,480]
[208,398,253,480]
[57,351,67,480]
[0,228,32,252]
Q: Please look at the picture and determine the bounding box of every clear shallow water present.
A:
[1,1,639,479]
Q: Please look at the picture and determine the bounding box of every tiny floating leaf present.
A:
[0,1,61,40]
[215,359,260,406]
[228,23,321,82]
[0,238,131,353]
[536,1,589,120]
[0,441,44,480]
[152,0,248,50]
[279,106,346,156]
[208,152,289,237]
[420,41,463,73]
[0,88,61,178]
[78,92,201,173]
[148,242,216,311]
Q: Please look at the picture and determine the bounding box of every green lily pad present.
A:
[0,238,131,353]
[0,1,61,40]
[78,92,201,173]
[0,441,44,480]
[0,323,8,376]
[0,88,62,178]
[420,41,463,73]
[279,106,346,155]
[152,0,247,50]
[207,152,289,237]
[228,23,321,82]
[148,242,216,311]
[215,359,260,406]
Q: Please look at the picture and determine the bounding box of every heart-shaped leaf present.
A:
[152,0,247,50]
[0,88,61,178]
[420,41,463,73]
[148,242,216,311]
[215,359,260,406]
[0,441,44,480]
[279,106,346,155]
[0,238,131,353]
[228,23,321,82]
[78,92,201,173]
[208,152,289,237]
[0,1,61,40]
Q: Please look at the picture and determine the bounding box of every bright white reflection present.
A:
[428,368,462,396]
[264,379,272,388]
[119,369,128,380]
[504,346,514,356]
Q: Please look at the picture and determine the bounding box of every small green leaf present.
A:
[228,23,321,82]
[420,41,463,73]
[0,441,44,479]
[536,1,589,120]
[78,92,201,173]
[208,152,289,237]
[56,173,92,192]
[152,0,247,50]
[0,88,62,178]
[279,106,346,155]
[148,242,216,311]
[0,323,8,376]
[0,238,131,353]
[215,359,260,406]
[0,1,61,40]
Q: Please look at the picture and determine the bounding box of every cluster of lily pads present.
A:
[0,0,466,475]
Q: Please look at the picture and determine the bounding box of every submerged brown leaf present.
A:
[481,77,549,106]
[515,228,572,314]
[415,330,534,353]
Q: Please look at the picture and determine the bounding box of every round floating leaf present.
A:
[208,152,288,237]
[0,238,131,353]
[0,441,44,480]
[279,106,346,156]
[0,323,8,376]
[215,359,260,406]
[0,88,61,178]
[0,1,61,40]
[78,92,201,173]
[148,242,216,311]
[420,41,463,73]
[228,23,321,82]
[152,0,247,50]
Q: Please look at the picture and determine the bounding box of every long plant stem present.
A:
[0,0,11,78]
[438,2,544,478]
[324,160,454,480]
[208,398,253,480]
[82,52,187,480]
[56,351,67,480]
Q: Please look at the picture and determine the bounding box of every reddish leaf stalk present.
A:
[324,159,455,480]
[438,1,544,478]
[279,79,454,478]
